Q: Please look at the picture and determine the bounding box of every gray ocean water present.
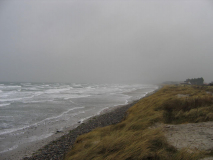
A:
[0,82,158,154]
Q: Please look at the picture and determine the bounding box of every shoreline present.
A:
[1,88,158,160]
[24,100,140,160]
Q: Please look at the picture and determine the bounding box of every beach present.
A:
[0,83,157,159]
[0,83,158,160]
[1,100,140,160]
[3,85,213,160]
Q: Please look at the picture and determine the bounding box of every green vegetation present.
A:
[65,85,213,160]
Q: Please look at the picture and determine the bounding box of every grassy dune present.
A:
[64,85,213,160]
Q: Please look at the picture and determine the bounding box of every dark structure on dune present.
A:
[185,77,204,85]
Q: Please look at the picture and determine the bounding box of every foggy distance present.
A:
[0,0,213,84]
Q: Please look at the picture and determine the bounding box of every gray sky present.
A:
[0,0,213,84]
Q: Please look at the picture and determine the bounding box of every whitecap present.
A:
[27,133,54,142]
[78,115,93,124]
[42,107,85,122]
[63,94,90,100]
[0,94,36,102]
[21,83,32,86]
[0,98,23,102]
[0,115,13,118]
[23,99,54,103]
[34,92,43,96]
[0,145,18,153]
[0,125,29,136]
[0,107,85,136]
[45,88,71,94]
[71,110,85,116]
[0,103,11,107]
[3,85,21,88]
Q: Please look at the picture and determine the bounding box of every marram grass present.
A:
[64,85,213,160]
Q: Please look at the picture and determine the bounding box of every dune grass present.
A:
[64,85,213,160]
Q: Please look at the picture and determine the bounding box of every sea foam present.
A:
[0,82,158,155]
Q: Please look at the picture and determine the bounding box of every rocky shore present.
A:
[22,100,139,160]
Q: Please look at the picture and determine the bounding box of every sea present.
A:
[0,82,158,155]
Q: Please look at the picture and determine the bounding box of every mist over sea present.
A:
[0,82,158,154]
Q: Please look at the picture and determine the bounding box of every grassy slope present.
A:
[64,85,213,160]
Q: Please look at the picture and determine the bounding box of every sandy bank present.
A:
[165,121,213,152]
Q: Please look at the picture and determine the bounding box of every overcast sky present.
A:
[0,0,213,84]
